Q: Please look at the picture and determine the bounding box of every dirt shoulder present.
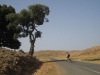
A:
[33,62,60,75]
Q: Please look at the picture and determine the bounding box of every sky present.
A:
[1,0,100,51]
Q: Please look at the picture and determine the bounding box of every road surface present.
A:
[50,58,100,75]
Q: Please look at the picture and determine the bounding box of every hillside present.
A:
[71,45,100,62]
[34,45,100,64]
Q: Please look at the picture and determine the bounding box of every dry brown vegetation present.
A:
[32,45,100,75]
[71,45,100,63]
[33,62,59,75]
[34,45,100,64]
[34,50,66,61]
[33,51,62,75]
[0,48,42,75]
[0,45,100,75]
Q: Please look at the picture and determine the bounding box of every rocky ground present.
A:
[0,47,42,75]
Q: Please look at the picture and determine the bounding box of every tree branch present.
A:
[35,28,38,32]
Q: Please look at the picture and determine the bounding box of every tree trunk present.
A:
[29,34,36,56]
[29,40,34,55]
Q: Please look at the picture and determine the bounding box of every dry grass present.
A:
[34,45,100,64]
[34,50,67,60]
[33,62,59,75]
[2,45,100,75]
[70,45,100,63]
[33,51,64,75]
[29,45,100,75]
[0,47,42,75]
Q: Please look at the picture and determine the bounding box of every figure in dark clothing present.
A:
[66,52,70,59]
[66,52,72,62]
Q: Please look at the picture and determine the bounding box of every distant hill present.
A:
[34,45,100,63]
[71,45,100,61]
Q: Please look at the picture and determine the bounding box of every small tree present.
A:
[6,4,50,55]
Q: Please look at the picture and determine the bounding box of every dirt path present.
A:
[33,62,60,75]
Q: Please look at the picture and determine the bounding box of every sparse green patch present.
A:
[83,58,100,61]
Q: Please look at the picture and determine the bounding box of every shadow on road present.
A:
[43,58,73,63]
[44,59,67,63]
[49,60,67,62]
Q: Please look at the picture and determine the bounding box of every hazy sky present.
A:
[1,0,100,51]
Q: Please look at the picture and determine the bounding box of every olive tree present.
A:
[6,4,50,55]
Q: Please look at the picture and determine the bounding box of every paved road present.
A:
[50,58,100,75]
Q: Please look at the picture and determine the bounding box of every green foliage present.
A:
[35,31,42,38]
[19,9,31,25]
[0,4,21,49]
[6,13,22,39]
[28,4,50,25]
[0,4,50,53]
[6,4,50,37]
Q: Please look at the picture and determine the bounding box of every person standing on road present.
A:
[66,52,70,60]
